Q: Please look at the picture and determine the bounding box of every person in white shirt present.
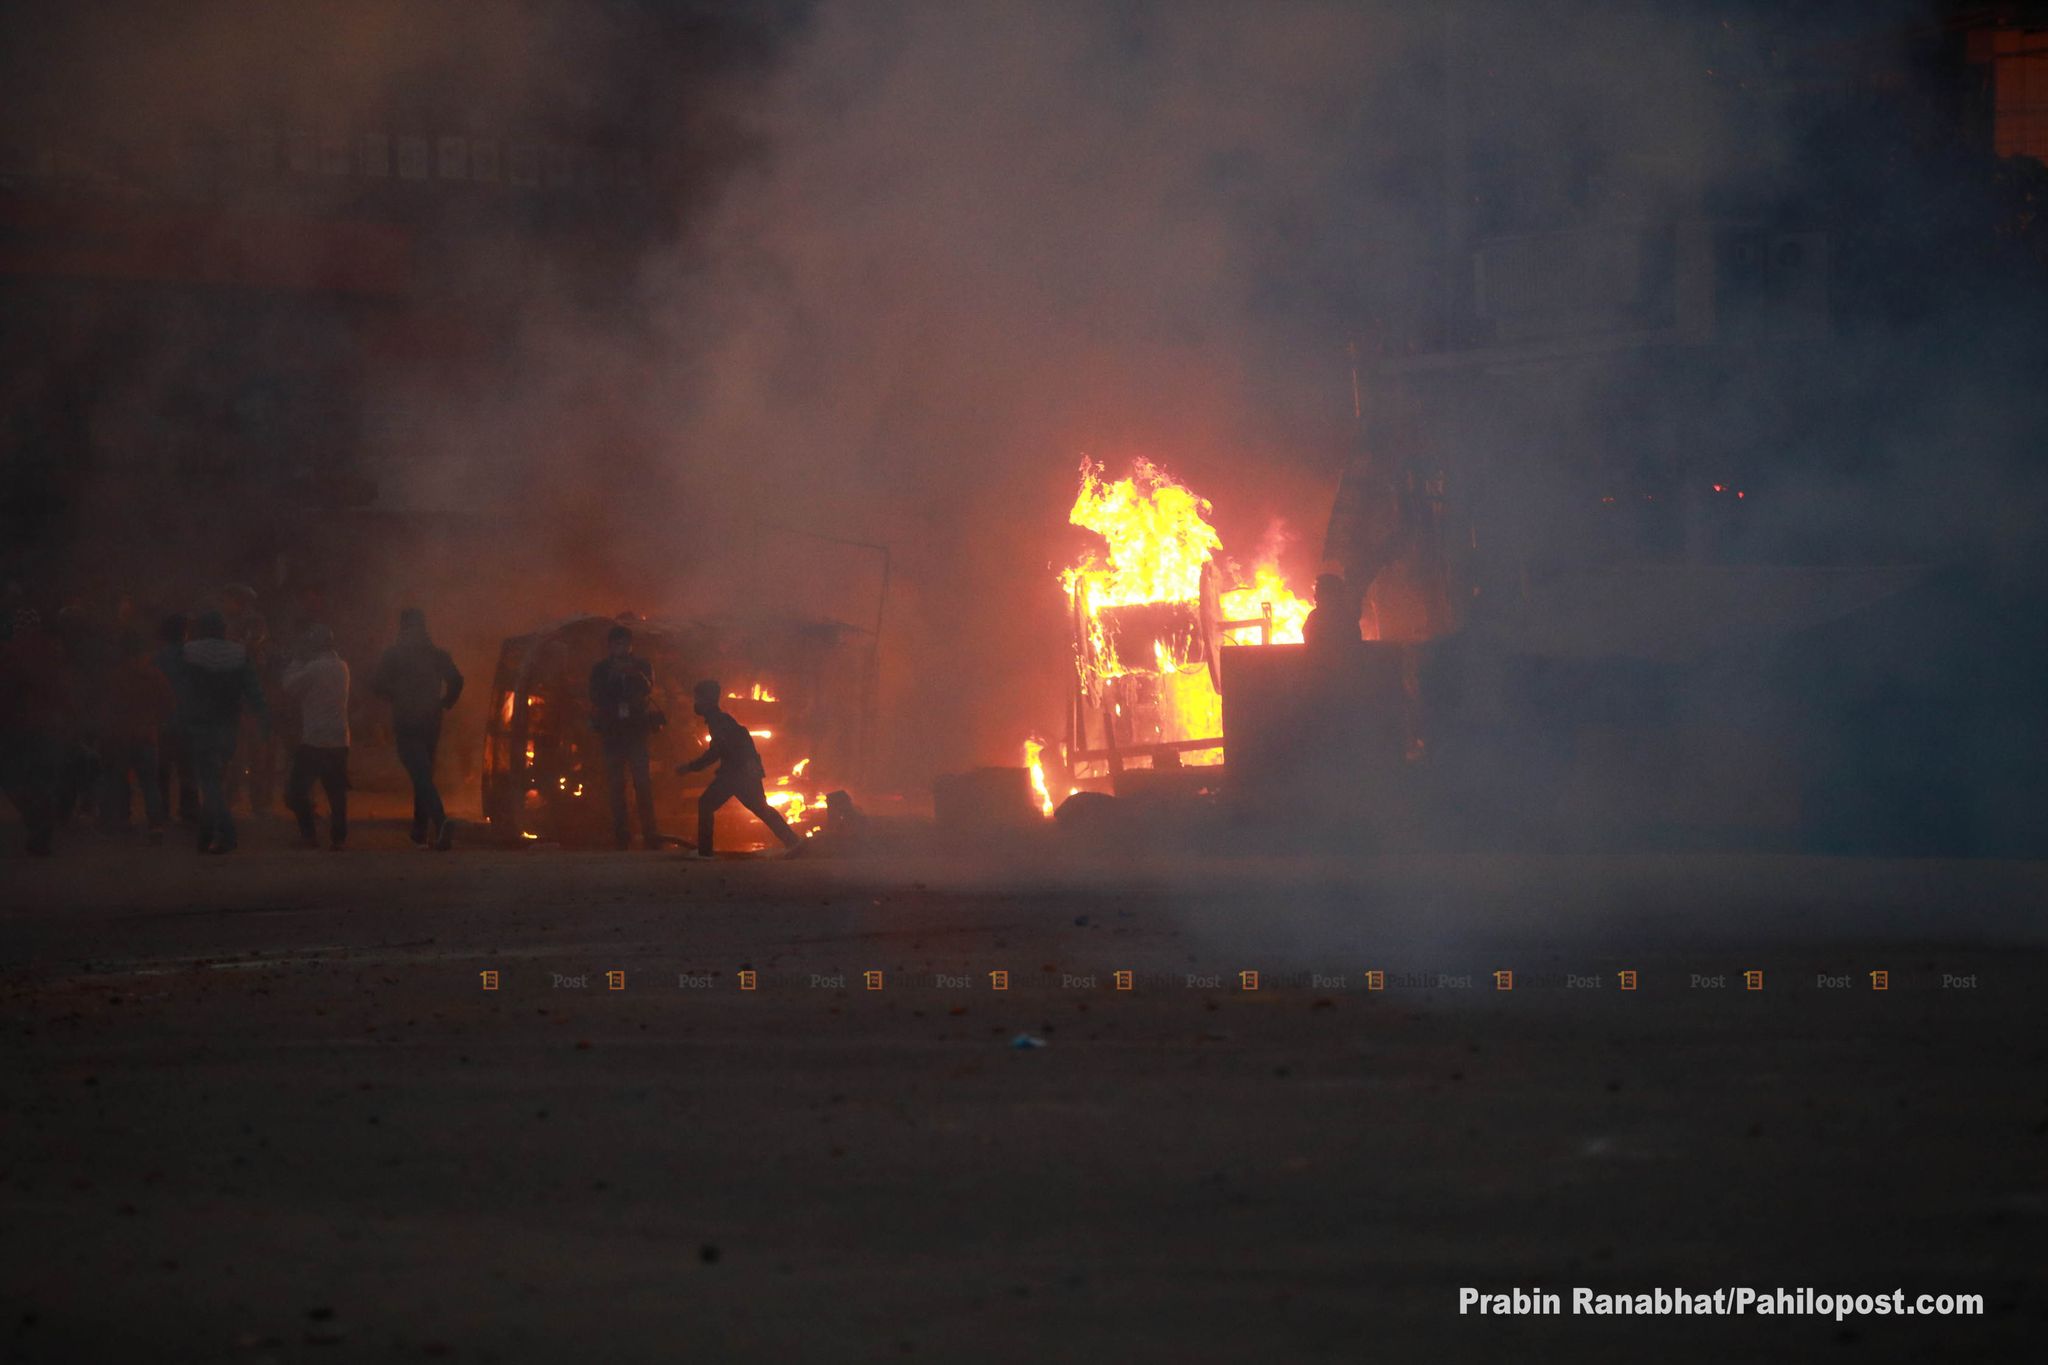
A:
[282,624,351,850]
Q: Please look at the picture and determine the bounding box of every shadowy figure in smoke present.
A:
[588,623,663,851]
[1302,572,1363,654]
[372,608,464,850]
[677,678,801,859]
[180,609,268,855]
[282,624,351,852]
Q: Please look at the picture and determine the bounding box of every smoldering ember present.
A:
[1,3,2044,1361]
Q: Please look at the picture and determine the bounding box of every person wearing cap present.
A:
[371,607,464,849]
[282,624,351,850]
[588,623,663,851]
[676,678,801,858]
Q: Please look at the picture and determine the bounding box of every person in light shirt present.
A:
[282,624,351,850]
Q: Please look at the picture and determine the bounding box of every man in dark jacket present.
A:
[371,607,463,849]
[181,610,268,854]
[676,678,800,858]
[588,624,662,850]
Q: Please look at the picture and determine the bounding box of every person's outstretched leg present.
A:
[697,776,734,856]
[737,779,800,849]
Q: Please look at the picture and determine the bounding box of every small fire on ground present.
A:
[767,755,827,829]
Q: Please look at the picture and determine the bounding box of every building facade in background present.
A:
[1337,1,2048,643]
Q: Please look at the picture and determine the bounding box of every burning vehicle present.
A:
[482,613,871,848]
[1035,457,1318,807]
[1029,450,2048,856]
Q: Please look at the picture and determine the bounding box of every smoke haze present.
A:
[6,0,2045,792]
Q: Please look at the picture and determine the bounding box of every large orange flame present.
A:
[1052,457,1312,772]
[1024,737,1056,818]
[1220,563,1311,644]
[1062,457,1221,612]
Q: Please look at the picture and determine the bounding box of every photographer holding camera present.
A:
[588,623,663,850]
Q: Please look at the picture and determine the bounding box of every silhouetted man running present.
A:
[676,678,800,859]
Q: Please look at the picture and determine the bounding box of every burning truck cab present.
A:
[482,614,868,848]
[1047,458,1318,804]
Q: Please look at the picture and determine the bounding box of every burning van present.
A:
[482,613,870,848]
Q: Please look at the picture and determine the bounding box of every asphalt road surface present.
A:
[3,817,2043,1362]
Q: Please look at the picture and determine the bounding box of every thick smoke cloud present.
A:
[6,0,2044,799]
[650,0,1427,780]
